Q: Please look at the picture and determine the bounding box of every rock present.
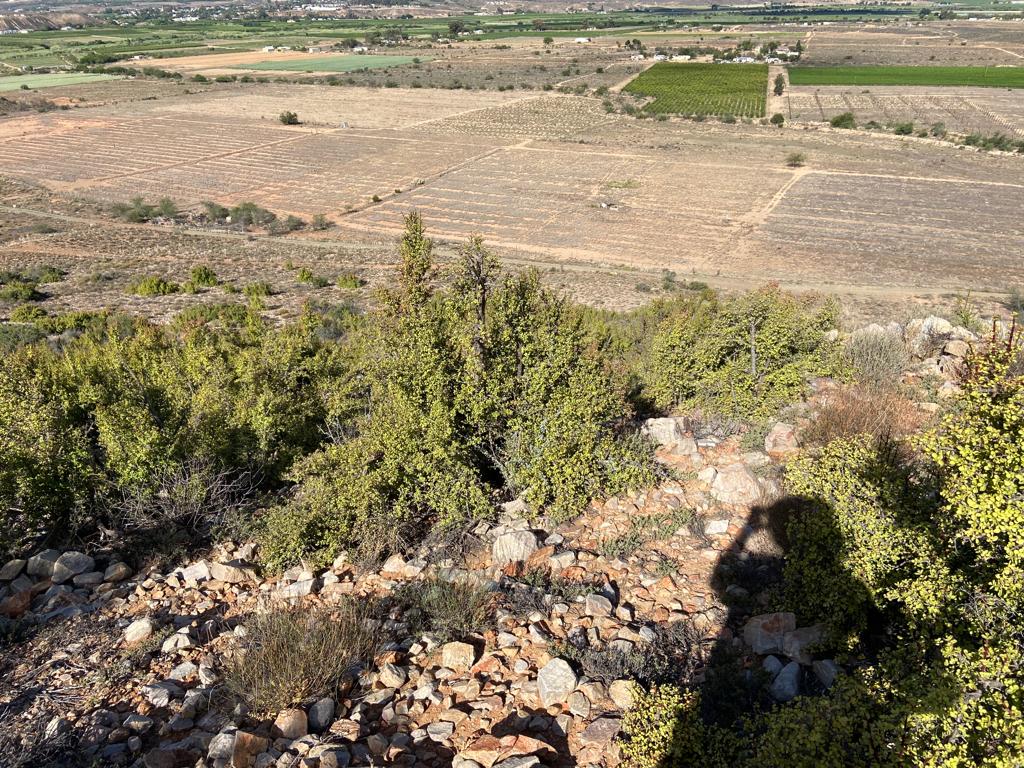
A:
[710,463,762,506]
[103,562,133,583]
[494,758,540,768]
[274,578,315,600]
[584,593,613,617]
[0,589,31,619]
[232,731,269,767]
[180,561,210,583]
[141,681,182,708]
[441,641,476,670]
[124,617,155,644]
[770,661,801,702]
[764,422,799,458]
[704,518,730,536]
[161,631,195,654]
[308,696,335,733]
[0,559,25,581]
[943,339,971,358]
[51,551,95,584]
[207,731,235,760]
[208,560,256,584]
[492,530,539,566]
[169,661,197,681]
[580,716,621,745]
[427,721,455,742]
[273,708,308,739]
[26,549,61,578]
[537,658,577,707]
[73,571,104,587]
[762,655,784,677]
[908,316,954,358]
[783,624,825,664]
[641,418,698,457]
[813,659,839,689]
[608,679,634,709]
[743,612,796,655]
[378,662,407,688]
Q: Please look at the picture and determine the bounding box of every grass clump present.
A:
[844,328,908,386]
[394,578,493,644]
[336,272,365,290]
[226,600,379,716]
[242,281,273,298]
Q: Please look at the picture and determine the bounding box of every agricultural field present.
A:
[783,86,1024,138]
[0,72,120,92]
[800,24,1024,67]
[237,55,423,73]
[624,62,768,117]
[789,65,1024,88]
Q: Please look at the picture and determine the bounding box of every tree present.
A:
[448,20,466,35]
[279,110,299,125]
[773,73,786,96]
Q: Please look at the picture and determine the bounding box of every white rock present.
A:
[492,530,539,566]
[537,658,577,707]
[124,617,155,644]
[711,464,762,506]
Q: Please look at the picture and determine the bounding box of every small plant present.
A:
[394,578,493,644]
[130,276,179,297]
[830,112,856,129]
[892,121,915,136]
[279,110,300,125]
[156,197,178,218]
[202,201,230,222]
[296,268,329,288]
[770,112,785,127]
[371,194,381,203]
[225,600,380,716]
[844,329,909,386]
[190,265,218,287]
[311,213,332,231]
[111,197,157,223]
[243,281,273,298]
[336,272,365,290]
[785,152,806,168]
[952,290,980,331]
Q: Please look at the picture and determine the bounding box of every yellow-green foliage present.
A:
[648,286,841,418]
[262,216,655,568]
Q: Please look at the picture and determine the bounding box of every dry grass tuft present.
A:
[225,599,380,716]
[803,385,925,448]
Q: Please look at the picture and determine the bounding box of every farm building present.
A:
[574,37,592,43]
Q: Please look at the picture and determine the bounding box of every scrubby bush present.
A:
[189,265,218,287]
[844,328,909,386]
[830,112,856,129]
[243,281,273,298]
[648,286,841,418]
[394,578,493,643]
[226,600,379,715]
[802,385,923,448]
[785,152,805,167]
[336,272,365,290]
[279,110,300,125]
[261,217,655,568]
[130,276,179,296]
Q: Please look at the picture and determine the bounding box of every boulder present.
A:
[0,559,25,581]
[103,562,132,583]
[580,716,622,745]
[124,617,155,645]
[51,551,95,584]
[770,661,801,702]
[711,463,761,506]
[764,422,799,458]
[783,624,825,664]
[492,530,539,566]
[441,641,476,670]
[308,697,335,733]
[609,679,634,709]
[26,549,61,578]
[537,658,577,707]
[642,418,698,457]
[272,708,308,739]
[208,560,257,584]
[743,612,796,655]
[813,659,839,689]
[584,593,613,617]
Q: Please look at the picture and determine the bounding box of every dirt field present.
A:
[1,65,1022,325]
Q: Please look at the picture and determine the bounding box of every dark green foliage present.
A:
[279,110,300,125]
[830,111,856,129]
[130,276,179,296]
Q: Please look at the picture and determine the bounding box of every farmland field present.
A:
[237,54,422,73]
[789,66,1024,89]
[624,63,768,118]
[0,73,121,92]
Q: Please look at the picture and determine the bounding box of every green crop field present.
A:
[237,55,422,73]
[788,66,1024,89]
[624,62,768,118]
[0,72,122,92]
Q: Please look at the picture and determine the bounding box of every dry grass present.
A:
[225,599,380,716]
[394,577,494,644]
[803,385,926,448]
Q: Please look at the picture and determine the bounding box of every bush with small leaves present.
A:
[130,276,179,297]
[279,110,300,125]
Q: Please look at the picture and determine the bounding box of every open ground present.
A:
[1,19,1023,325]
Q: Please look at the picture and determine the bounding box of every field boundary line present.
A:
[813,169,1024,190]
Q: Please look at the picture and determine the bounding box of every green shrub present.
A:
[770,112,784,126]
[243,281,273,298]
[279,110,300,125]
[190,265,218,287]
[785,152,806,167]
[830,111,856,129]
[130,276,179,296]
[336,272,365,290]
[261,217,656,567]
[648,286,841,418]
[230,202,276,229]
[0,281,42,302]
